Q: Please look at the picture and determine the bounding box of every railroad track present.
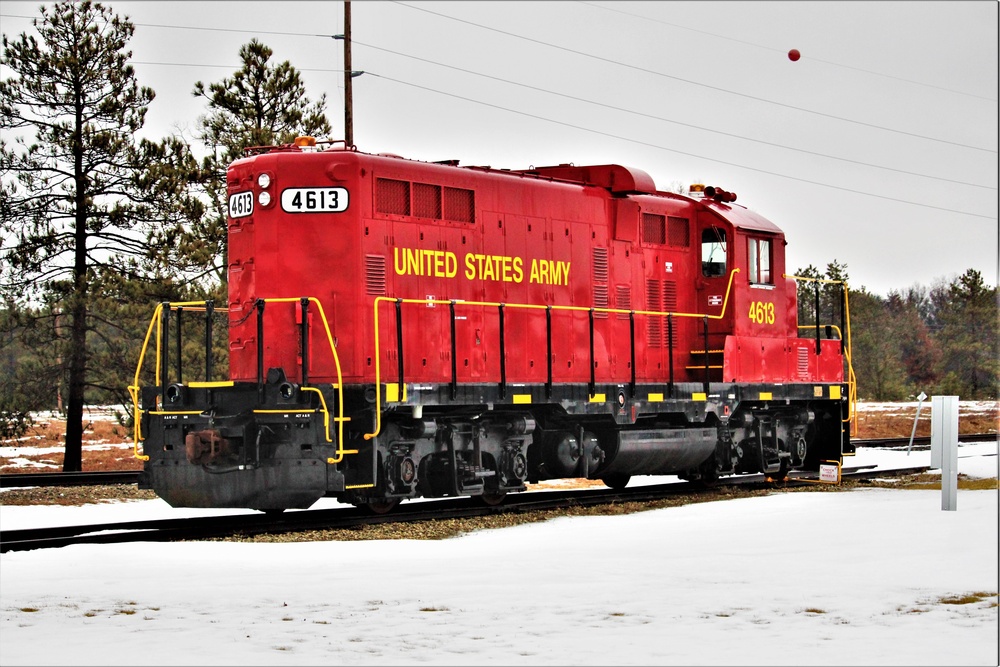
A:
[0,464,930,553]
[0,470,141,488]
[2,433,994,490]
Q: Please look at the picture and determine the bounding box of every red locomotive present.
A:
[132,139,856,512]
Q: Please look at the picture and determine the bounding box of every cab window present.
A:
[701,227,727,277]
[748,237,772,284]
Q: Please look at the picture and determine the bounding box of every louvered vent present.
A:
[376,178,410,215]
[646,279,663,347]
[797,346,810,378]
[592,247,609,318]
[647,279,678,347]
[615,285,631,320]
[365,254,387,296]
[667,216,689,247]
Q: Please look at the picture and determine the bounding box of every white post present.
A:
[931,395,959,511]
[906,391,927,456]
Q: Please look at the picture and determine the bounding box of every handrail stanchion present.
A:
[814,282,821,355]
[449,300,458,400]
[175,307,183,384]
[204,300,214,382]
[667,313,674,398]
[256,299,265,401]
[588,308,596,396]
[159,302,170,405]
[300,297,310,386]
[702,315,710,394]
[628,311,636,398]
[394,298,404,390]
[545,305,553,399]
[498,304,507,400]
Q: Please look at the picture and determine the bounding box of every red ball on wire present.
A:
[788,49,801,62]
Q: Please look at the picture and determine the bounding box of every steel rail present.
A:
[0,470,141,489]
[0,464,933,553]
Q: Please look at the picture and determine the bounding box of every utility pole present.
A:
[343,0,353,146]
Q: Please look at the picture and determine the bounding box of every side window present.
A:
[701,227,727,277]
[748,237,772,284]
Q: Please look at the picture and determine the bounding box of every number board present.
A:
[228,191,253,219]
[281,187,350,213]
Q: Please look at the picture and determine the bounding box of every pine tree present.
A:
[191,39,333,280]
[931,269,999,399]
[0,1,200,469]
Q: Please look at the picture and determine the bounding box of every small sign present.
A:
[664,261,673,273]
[819,463,839,483]
[708,295,723,306]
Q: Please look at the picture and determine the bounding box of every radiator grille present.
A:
[641,213,666,244]
[667,216,689,247]
[376,178,410,216]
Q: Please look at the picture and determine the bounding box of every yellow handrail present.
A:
[259,297,346,462]
[784,274,857,429]
[128,297,348,463]
[364,268,741,440]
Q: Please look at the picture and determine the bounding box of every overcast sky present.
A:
[1,1,997,296]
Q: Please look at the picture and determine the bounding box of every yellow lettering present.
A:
[464,253,476,280]
[557,261,570,285]
[529,259,540,284]
[393,247,405,275]
[513,257,523,283]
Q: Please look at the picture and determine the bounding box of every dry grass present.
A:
[1,415,142,473]
[852,406,997,440]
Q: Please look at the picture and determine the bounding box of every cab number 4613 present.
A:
[748,300,775,324]
[281,187,349,213]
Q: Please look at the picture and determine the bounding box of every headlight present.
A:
[258,191,271,206]
[257,173,271,189]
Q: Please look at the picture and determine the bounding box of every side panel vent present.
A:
[592,247,609,318]
[365,254,387,296]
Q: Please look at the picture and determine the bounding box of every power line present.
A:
[3,9,995,208]
[352,39,996,191]
[7,7,992,157]
[393,2,996,155]
[367,72,996,221]
[578,1,998,103]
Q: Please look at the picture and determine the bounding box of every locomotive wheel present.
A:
[478,491,507,506]
[363,498,401,515]
[601,473,631,490]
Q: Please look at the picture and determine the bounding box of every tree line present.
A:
[1,2,997,469]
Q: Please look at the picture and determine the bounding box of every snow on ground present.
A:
[1,442,997,666]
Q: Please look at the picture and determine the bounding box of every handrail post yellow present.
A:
[128,297,348,464]
[784,274,857,429]
[364,269,740,440]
